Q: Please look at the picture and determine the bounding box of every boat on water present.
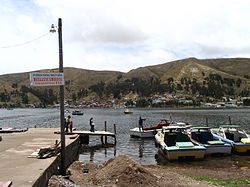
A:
[130,119,171,138]
[155,126,206,160]
[169,121,192,129]
[72,110,84,115]
[0,127,28,133]
[212,125,250,154]
[124,108,133,114]
[188,127,231,155]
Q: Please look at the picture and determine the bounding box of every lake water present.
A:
[1,108,250,167]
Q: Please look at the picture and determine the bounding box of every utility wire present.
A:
[0,32,50,49]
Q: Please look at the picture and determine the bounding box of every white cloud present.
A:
[1,0,250,75]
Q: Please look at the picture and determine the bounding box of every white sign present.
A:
[30,72,64,86]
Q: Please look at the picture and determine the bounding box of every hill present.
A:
[125,57,250,83]
[1,57,250,107]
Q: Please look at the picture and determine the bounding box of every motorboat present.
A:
[155,126,206,160]
[124,108,133,114]
[212,125,250,154]
[188,127,231,155]
[72,110,84,115]
[130,119,171,138]
[169,121,192,129]
[0,127,28,133]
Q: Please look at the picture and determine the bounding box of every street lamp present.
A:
[50,18,66,175]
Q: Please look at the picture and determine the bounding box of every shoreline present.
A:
[49,154,250,187]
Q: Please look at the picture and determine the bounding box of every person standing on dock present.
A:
[90,117,94,132]
[139,116,145,131]
[66,115,73,133]
[69,117,73,132]
[64,117,68,132]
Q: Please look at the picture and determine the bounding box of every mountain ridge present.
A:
[1,57,250,106]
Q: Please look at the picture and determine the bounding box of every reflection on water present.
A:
[139,141,144,158]
[1,108,250,168]
[79,143,117,163]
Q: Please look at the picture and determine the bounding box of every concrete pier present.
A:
[0,128,80,187]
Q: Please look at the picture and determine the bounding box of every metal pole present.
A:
[58,18,66,175]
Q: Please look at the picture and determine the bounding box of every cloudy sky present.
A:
[1,0,250,75]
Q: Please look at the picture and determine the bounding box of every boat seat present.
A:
[176,133,190,142]
[164,133,176,146]
[201,132,213,144]
[233,133,240,142]
[191,132,202,142]
[225,132,234,141]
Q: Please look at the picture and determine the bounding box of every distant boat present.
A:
[0,127,28,133]
[124,108,133,114]
[72,110,84,115]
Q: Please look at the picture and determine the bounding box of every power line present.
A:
[0,32,50,49]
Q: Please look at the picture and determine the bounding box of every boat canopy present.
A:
[220,125,240,129]
[190,127,211,132]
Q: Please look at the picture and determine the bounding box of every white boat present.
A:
[124,108,133,114]
[212,125,250,154]
[155,126,206,160]
[72,110,84,115]
[188,127,231,155]
[130,119,171,138]
[169,121,192,129]
[0,127,28,133]
[130,127,159,138]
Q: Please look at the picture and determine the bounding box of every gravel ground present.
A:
[67,155,217,187]
[49,155,250,187]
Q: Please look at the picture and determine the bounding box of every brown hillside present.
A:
[124,67,159,80]
[198,58,250,77]
[0,67,123,90]
[63,67,123,88]
[131,57,250,83]
[1,57,250,96]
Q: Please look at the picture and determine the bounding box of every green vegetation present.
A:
[190,175,250,187]
[87,72,246,103]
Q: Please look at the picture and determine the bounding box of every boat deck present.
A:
[0,128,77,187]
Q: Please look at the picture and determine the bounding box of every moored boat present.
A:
[188,127,231,155]
[169,121,192,129]
[130,119,171,138]
[212,125,250,154]
[72,110,84,115]
[155,126,206,160]
[124,108,133,114]
[0,127,28,133]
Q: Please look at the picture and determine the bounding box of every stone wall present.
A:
[32,136,81,187]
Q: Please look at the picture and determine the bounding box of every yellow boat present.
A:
[212,125,250,154]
